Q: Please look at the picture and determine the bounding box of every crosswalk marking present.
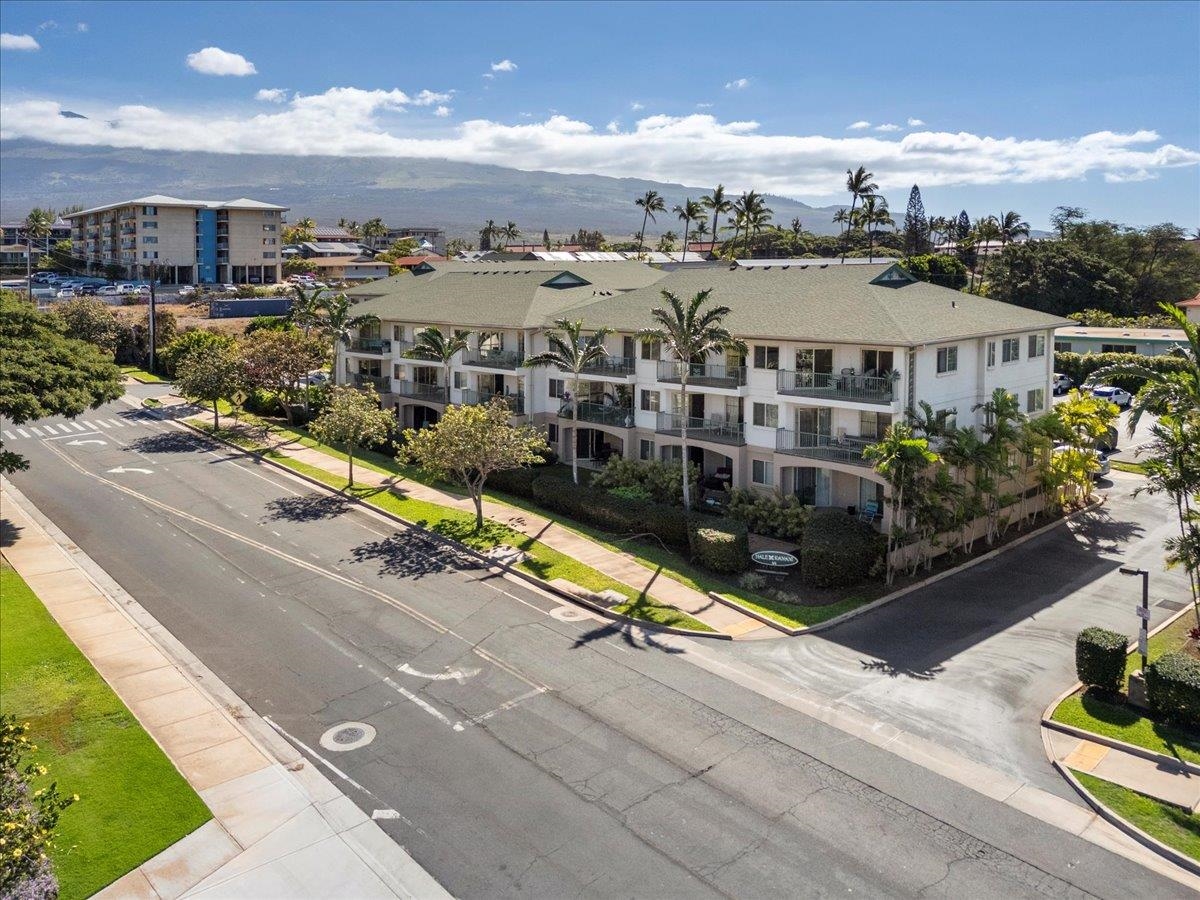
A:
[70,422,86,432]
[17,429,29,438]
[41,424,59,435]
[3,431,14,441]
[110,418,125,428]
[30,427,43,437]
[97,420,112,429]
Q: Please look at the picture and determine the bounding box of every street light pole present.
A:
[1119,566,1150,672]
[148,259,158,375]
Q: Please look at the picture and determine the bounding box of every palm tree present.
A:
[974,388,1025,543]
[501,221,520,249]
[637,289,746,511]
[317,294,378,385]
[524,318,613,484]
[404,326,471,403]
[732,191,771,257]
[928,215,951,252]
[700,185,732,257]
[295,217,316,231]
[859,196,894,262]
[360,218,386,247]
[790,217,803,239]
[832,208,850,247]
[290,285,327,335]
[657,231,678,253]
[940,426,990,553]
[634,190,666,260]
[996,211,1029,250]
[864,422,939,584]
[673,198,705,262]
[479,219,501,251]
[692,219,710,247]
[746,203,773,257]
[841,166,878,262]
[22,208,53,299]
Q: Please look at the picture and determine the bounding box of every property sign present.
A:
[1138,631,1148,657]
[751,550,799,569]
[1135,606,1150,621]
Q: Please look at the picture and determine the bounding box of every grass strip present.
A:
[0,562,211,899]
[119,365,168,384]
[249,449,715,633]
[1072,769,1200,862]
[1109,459,1148,475]
[1052,692,1200,766]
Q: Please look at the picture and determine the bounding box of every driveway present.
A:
[725,473,1193,798]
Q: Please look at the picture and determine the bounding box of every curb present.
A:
[709,498,1102,639]
[1041,718,1200,777]
[1053,760,1200,877]
[172,416,731,642]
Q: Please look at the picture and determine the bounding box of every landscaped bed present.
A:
[0,561,211,899]
[119,365,168,384]
[1072,769,1200,863]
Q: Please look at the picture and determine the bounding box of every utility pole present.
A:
[24,226,32,302]
[148,259,158,374]
[1119,566,1151,705]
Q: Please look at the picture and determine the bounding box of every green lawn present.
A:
[119,365,168,384]
[1073,770,1200,863]
[1109,459,1148,475]
[1052,611,1200,762]
[0,562,211,899]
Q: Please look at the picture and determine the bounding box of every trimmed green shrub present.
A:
[800,510,882,588]
[688,519,750,574]
[1054,351,1192,395]
[727,489,809,541]
[607,484,654,502]
[1145,651,1200,728]
[530,475,690,549]
[590,457,700,506]
[1074,627,1127,694]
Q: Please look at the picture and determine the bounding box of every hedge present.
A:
[688,519,750,574]
[1145,651,1200,728]
[800,510,882,588]
[530,475,691,549]
[1054,351,1192,395]
[726,489,809,541]
[1075,627,1127,694]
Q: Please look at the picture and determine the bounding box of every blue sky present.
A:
[1,0,1197,229]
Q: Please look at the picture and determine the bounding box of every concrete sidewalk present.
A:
[218,418,772,639]
[2,479,449,900]
[1048,727,1200,812]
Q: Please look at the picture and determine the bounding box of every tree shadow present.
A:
[570,620,686,654]
[0,518,22,548]
[263,494,352,523]
[859,658,946,680]
[1066,504,1146,555]
[1077,687,1200,767]
[127,432,207,455]
[347,533,482,581]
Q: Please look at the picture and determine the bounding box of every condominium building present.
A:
[339,260,1067,518]
[63,195,288,284]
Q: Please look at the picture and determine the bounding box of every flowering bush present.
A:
[1,716,77,899]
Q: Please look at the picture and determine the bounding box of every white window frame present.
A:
[986,341,996,368]
[751,459,774,486]
[1028,334,1046,359]
[936,345,958,374]
[640,389,660,412]
[1026,388,1045,413]
[752,402,778,428]
[1001,337,1020,364]
[549,378,564,399]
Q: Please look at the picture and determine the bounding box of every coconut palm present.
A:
[317,294,378,385]
[864,422,939,584]
[692,220,710,247]
[634,190,666,260]
[970,216,1001,291]
[745,202,774,257]
[404,326,471,403]
[700,185,733,257]
[524,318,613,485]
[657,231,678,253]
[859,196,894,262]
[22,208,53,297]
[996,211,1029,249]
[673,198,705,262]
[790,217,803,239]
[289,284,327,335]
[637,289,746,511]
[501,221,520,249]
[479,219,499,251]
[841,166,878,262]
[974,388,1025,542]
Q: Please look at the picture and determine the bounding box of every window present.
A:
[1028,334,1046,358]
[263,252,276,259]
[263,238,277,246]
[142,220,157,229]
[141,206,157,215]
[1101,343,1137,354]
[640,340,661,361]
[142,236,158,244]
[263,224,277,232]
[142,251,158,259]
[1026,388,1045,413]
[639,439,656,461]
[752,402,778,428]
[752,459,774,486]
[548,423,559,444]
[936,346,958,374]
[1002,337,1020,363]
[549,378,564,399]
[1055,341,1072,353]
[986,341,996,368]
[753,345,779,370]
[453,372,467,389]
[640,389,659,412]
[263,211,277,219]
[392,325,404,341]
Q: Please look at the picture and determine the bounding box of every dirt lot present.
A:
[112,300,255,336]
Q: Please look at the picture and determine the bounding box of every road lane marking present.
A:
[39,425,57,435]
[83,421,98,429]
[372,809,401,820]
[107,466,154,475]
[468,688,547,725]
[262,717,378,796]
[30,427,43,437]
[397,663,481,684]
[97,420,113,429]
[47,431,101,441]
[70,422,87,432]
[66,439,107,447]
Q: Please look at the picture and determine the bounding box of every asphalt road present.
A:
[2,401,1189,898]
[726,473,1192,798]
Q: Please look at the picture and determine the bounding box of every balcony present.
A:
[657,360,746,389]
[351,373,390,391]
[393,381,447,402]
[348,338,392,354]
[559,401,635,428]
[461,349,524,370]
[776,429,874,467]
[776,370,894,405]
[579,356,637,378]
[655,412,745,446]
[459,390,526,415]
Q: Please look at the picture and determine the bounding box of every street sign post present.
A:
[1120,567,1150,673]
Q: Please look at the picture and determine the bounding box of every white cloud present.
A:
[696,102,713,109]
[482,73,494,80]
[412,89,452,106]
[725,78,750,91]
[1,33,40,51]
[491,59,517,73]
[255,88,287,103]
[606,119,620,134]
[630,101,644,111]
[875,123,901,132]
[907,117,924,127]
[3,94,1196,198]
[186,46,257,77]
[434,105,452,118]
[36,20,57,32]
[847,120,870,130]
[77,22,89,32]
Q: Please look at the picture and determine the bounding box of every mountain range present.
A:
[0,140,849,240]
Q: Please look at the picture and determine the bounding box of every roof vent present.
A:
[763,266,771,270]
[729,263,737,270]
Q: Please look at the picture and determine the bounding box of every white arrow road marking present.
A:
[66,439,107,447]
[397,662,481,684]
[372,809,401,820]
[106,466,154,474]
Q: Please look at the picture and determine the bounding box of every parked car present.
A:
[96,285,122,296]
[1052,373,1072,394]
[299,370,330,387]
[55,288,77,298]
[79,285,101,296]
[1090,385,1132,409]
[177,284,197,296]
[1054,444,1111,481]
[218,283,238,292]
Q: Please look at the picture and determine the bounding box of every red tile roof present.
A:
[1178,292,1200,308]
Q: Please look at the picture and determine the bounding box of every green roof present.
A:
[348,261,1071,345]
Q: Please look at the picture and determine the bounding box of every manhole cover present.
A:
[319,721,376,752]
[550,605,589,622]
